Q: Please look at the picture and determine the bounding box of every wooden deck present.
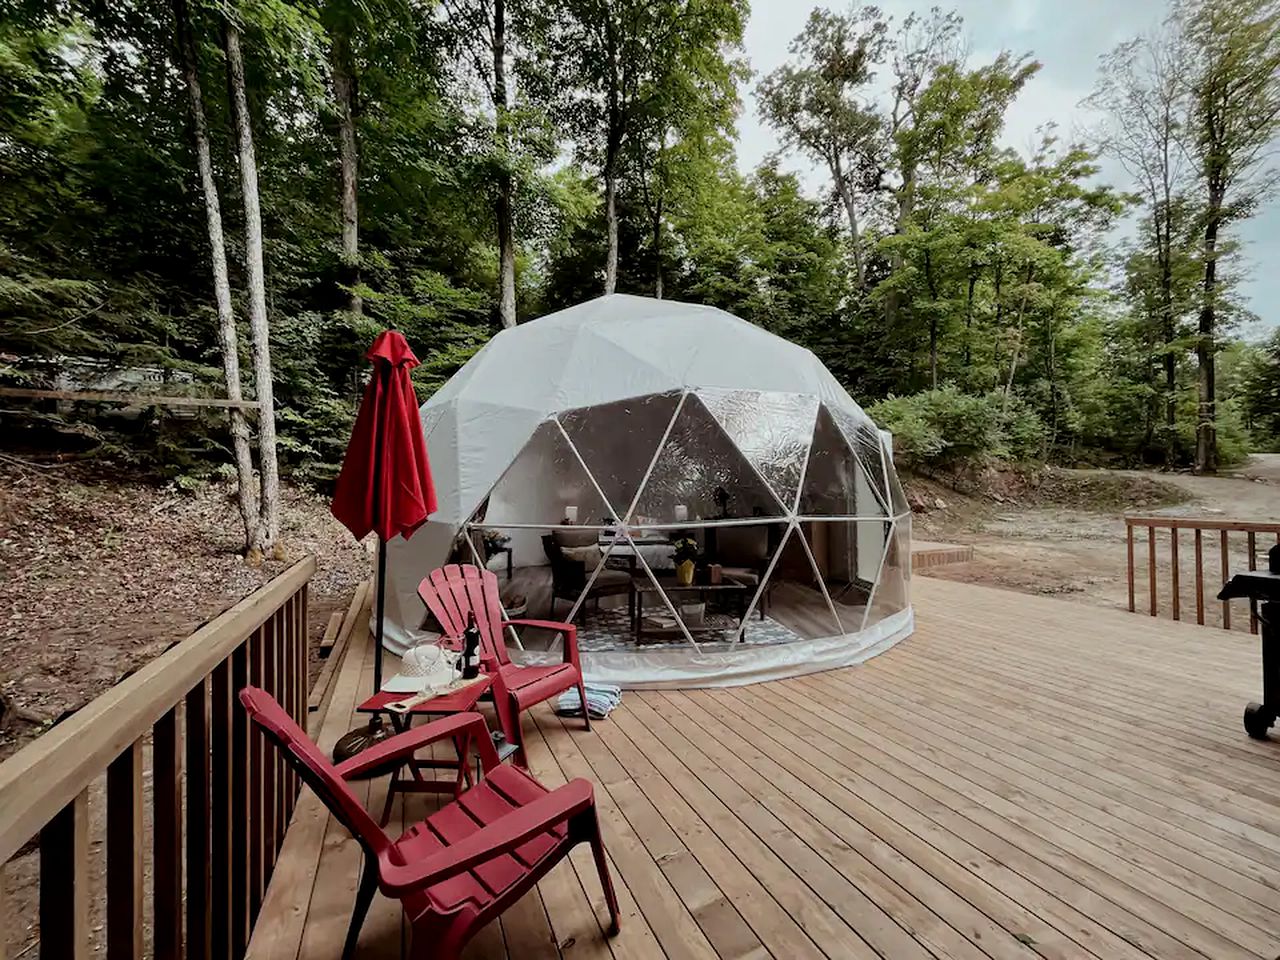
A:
[248,576,1280,960]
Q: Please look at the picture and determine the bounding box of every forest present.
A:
[2,0,1279,555]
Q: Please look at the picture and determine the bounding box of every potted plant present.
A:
[671,537,699,586]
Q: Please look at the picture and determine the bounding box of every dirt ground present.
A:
[910,454,1280,621]
[0,460,371,762]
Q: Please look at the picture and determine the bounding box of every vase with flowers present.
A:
[671,537,699,586]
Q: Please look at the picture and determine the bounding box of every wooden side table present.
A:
[355,676,502,825]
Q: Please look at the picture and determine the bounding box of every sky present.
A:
[736,0,1280,336]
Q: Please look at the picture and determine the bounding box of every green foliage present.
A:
[1240,332,1280,451]
[869,388,1046,471]
[1,0,1273,488]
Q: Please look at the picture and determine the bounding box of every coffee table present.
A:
[632,577,753,642]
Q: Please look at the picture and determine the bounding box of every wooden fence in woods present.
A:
[1125,515,1280,634]
[0,557,315,960]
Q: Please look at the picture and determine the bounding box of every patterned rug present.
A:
[572,604,803,653]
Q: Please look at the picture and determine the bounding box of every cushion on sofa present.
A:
[561,544,602,565]
[553,527,598,549]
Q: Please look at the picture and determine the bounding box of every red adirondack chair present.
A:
[239,687,620,960]
[418,564,589,764]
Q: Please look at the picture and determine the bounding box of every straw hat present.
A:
[382,643,459,694]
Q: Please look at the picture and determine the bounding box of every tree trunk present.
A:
[602,19,620,296]
[493,0,517,327]
[331,30,361,315]
[924,248,939,389]
[173,0,259,556]
[225,22,282,556]
[604,157,619,295]
[1003,266,1034,405]
[1045,306,1059,453]
[830,154,864,289]
[1151,203,1178,466]
[963,271,976,369]
[652,192,663,299]
[992,259,1004,391]
[883,164,915,328]
[1195,209,1220,474]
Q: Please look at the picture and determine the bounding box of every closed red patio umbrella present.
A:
[332,329,436,694]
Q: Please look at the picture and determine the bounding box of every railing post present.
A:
[1170,528,1180,621]
[1248,532,1259,635]
[260,615,277,891]
[1147,525,1157,617]
[1194,529,1205,625]
[106,741,144,960]
[154,706,183,960]
[39,789,89,960]
[1221,530,1231,631]
[1126,521,1135,613]
[186,677,213,960]
[231,643,250,953]
[210,659,232,960]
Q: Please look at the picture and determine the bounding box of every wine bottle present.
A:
[461,611,481,680]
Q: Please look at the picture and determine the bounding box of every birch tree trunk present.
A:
[829,154,865,289]
[331,30,361,315]
[603,159,619,295]
[1003,267,1035,404]
[224,21,282,556]
[173,0,259,555]
[493,0,517,327]
[652,193,664,299]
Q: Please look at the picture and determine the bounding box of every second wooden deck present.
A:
[249,576,1280,960]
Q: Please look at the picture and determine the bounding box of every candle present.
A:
[674,504,688,522]
[564,505,579,524]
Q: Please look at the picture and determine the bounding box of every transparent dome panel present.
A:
[883,435,910,516]
[744,523,843,641]
[864,516,911,629]
[798,406,890,518]
[806,517,889,631]
[827,405,893,514]
[697,388,819,511]
[556,391,682,522]
[631,393,787,526]
[470,420,612,527]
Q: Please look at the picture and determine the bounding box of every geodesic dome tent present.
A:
[380,294,913,688]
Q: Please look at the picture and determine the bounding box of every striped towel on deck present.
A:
[556,682,623,720]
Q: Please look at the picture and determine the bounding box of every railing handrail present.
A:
[1124,515,1280,534]
[0,555,316,864]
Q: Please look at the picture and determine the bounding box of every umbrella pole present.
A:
[369,361,390,696]
[374,535,387,694]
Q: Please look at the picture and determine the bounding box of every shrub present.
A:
[869,387,1047,471]
[996,393,1049,461]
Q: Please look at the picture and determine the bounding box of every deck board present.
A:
[247,576,1280,960]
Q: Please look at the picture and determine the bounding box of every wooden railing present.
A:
[0,557,315,960]
[1125,516,1280,634]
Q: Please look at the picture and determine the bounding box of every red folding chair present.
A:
[240,687,620,960]
[418,564,589,765]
